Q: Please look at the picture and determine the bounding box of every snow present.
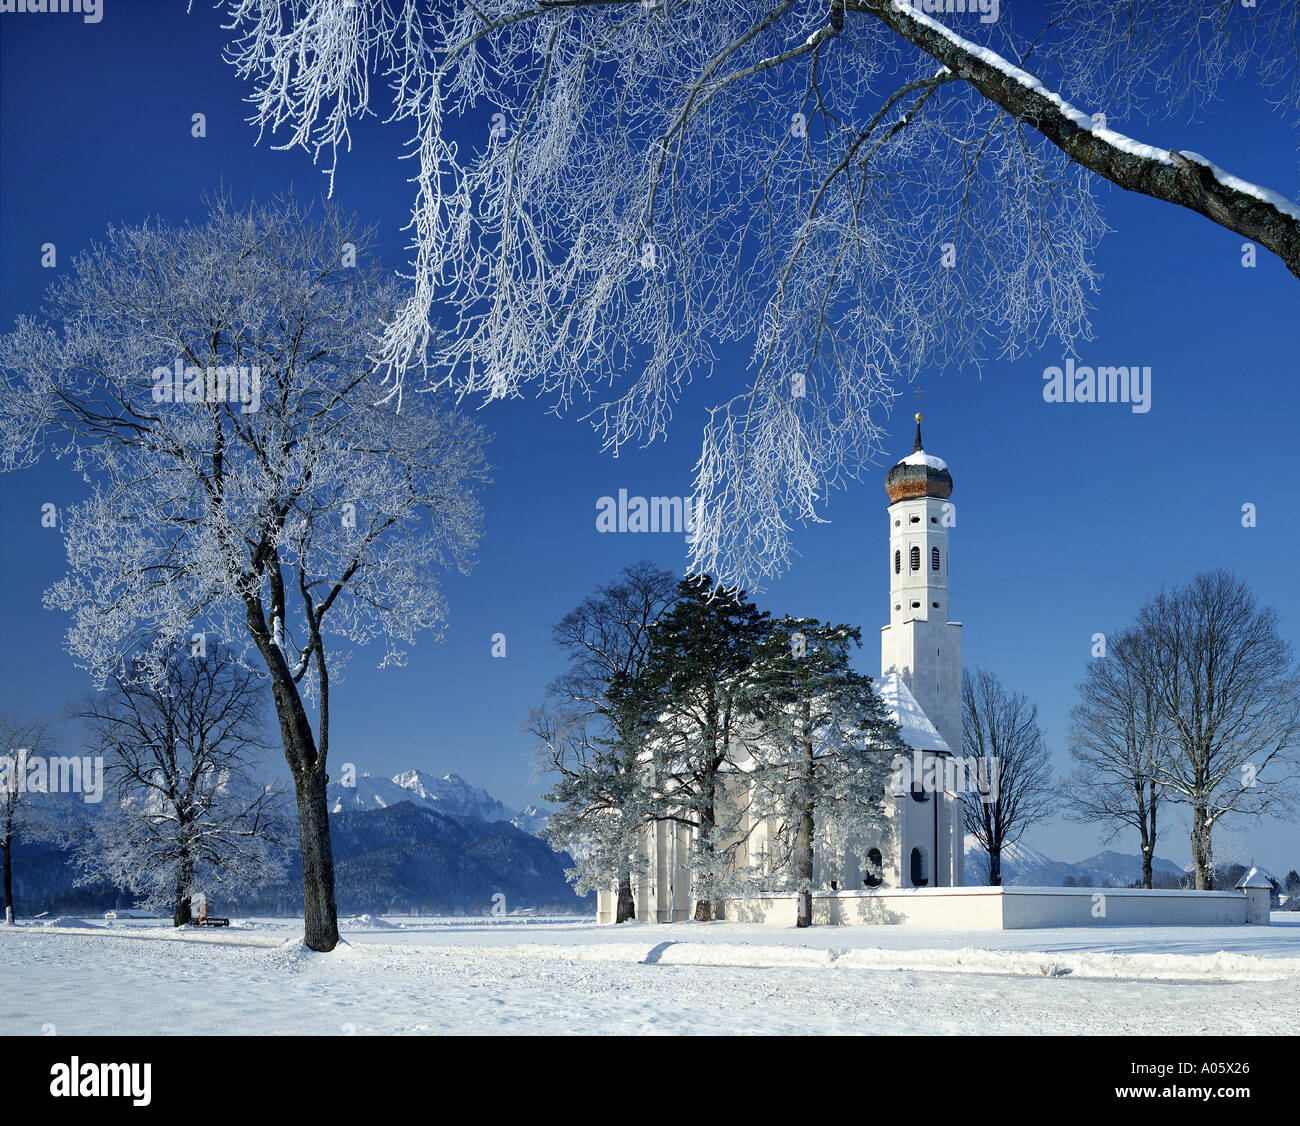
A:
[2,914,1297,1035]
[896,3,1300,220]
[1176,153,1300,223]
[1237,866,1276,890]
[878,673,951,753]
[900,450,948,470]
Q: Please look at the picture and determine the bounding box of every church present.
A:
[596,413,967,924]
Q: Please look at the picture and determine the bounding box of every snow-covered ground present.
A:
[2,914,1296,1035]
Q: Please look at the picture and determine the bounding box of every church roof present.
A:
[878,672,952,755]
[885,416,953,503]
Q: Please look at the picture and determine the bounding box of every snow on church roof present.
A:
[878,672,951,755]
[899,450,948,471]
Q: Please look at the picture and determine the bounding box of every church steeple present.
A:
[880,415,962,760]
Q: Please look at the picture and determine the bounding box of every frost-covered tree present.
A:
[1136,570,1300,891]
[0,712,62,924]
[0,197,490,951]
[213,0,1300,585]
[1285,869,1300,911]
[1062,628,1169,889]
[962,667,1055,887]
[74,641,287,926]
[535,561,679,922]
[635,575,769,920]
[738,618,899,927]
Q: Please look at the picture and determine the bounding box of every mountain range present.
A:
[6,769,576,918]
[326,768,551,836]
[12,764,1269,917]
[963,835,1187,887]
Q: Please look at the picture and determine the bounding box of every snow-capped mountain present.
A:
[326,767,553,837]
[511,804,551,837]
[964,835,1186,887]
[328,769,516,824]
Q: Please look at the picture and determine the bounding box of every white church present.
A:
[596,414,1273,929]
[596,413,967,924]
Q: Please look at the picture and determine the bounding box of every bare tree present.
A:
[535,561,679,922]
[0,196,490,951]
[1137,570,1300,890]
[213,1,1300,585]
[0,713,61,924]
[962,667,1055,886]
[1063,629,1168,888]
[75,641,287,926]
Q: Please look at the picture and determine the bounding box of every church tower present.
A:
[880,413,962,759]
[879,411,965,889]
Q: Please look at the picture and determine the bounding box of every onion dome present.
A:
[885,413,953,503]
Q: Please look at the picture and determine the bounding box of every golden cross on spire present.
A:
[913,388,924,423]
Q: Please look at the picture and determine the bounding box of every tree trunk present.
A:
[988,846,1002,887]
[260,632,340,952]
[615,870,635,923]
[1190,806,1213,890]
[794,788,815,926]
[795,710,815,928]
[172,855,193,927]
[1,835,13,923]
[295,764,339,951]
[693,800,716,922]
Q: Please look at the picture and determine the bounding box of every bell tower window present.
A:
[931,547,940,571]
[894,550,901,575]
[909,546,920,571]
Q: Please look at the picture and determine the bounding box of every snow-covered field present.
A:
[2,914,1297,1035]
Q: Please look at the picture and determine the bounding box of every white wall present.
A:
[721,886,1254,929]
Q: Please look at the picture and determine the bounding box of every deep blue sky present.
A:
[2,2,1297,874]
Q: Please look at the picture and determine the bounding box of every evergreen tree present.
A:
[738,618,900,927]
[636,576,768,921]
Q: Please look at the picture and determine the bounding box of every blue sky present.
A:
[1,2,1297,875]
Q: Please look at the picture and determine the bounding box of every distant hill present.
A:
[242,801,588,916]
[5,772,577,918]
[964,836,1186,887]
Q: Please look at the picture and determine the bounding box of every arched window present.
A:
[864,848,884,889]
[909,546,920,571]
[894,549,901,575]
[910,777,930,804]
[910,847,929,887]
[931,547,941,571]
